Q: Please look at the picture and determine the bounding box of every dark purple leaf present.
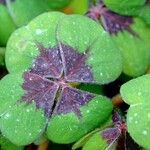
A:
[22,72,59,117]
[86,4,102,20]
[54,87,95,117]
[112,111,122,126]
[86,4,138,36]
[58,43,94,83]
[102,127,121,144]
[22,43,96,118]
[100,9,135,35]
[30,44,63,79]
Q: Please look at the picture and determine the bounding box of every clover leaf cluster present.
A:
[1,0,150,149]
[0,12,122,145]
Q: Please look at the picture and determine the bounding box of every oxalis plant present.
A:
[87,1,150,77]
[0,12,122,146]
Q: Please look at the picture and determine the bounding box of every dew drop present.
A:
[95,100,99,104]
[38,129,42,133]
[69,127,73,131]
[29,77,33,81]
[142,130,148,135]
[100,72,103,76]
[72,22,76,25]
[128,117,133,122]
[36,29,43,35]
[16,119,20,122]
[29,133,32,136]
[137,92,142,96]
[26,109,30,113]
[90,57,94,61]
[4,113,10,119]
[86,110,90,113]
[15,130,18,133]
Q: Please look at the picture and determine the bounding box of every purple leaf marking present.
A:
[100,10,136,36]
[100,111,128,149]
[86,4,137,36]
[54,87,95,116]
[102,127,121,144]
[112,111,122,126]
[22,43,96,117]
[59,44,94,83]
[101,127,121,149]
[30,44,63,79]
[22,72,59,117]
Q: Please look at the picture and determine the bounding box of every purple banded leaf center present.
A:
[101,111,127,148]
[87,3,135,35]
[49,76,68,88]
[22,43,95,117]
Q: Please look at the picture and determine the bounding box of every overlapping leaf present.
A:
[87,3,150,77]
[0,12,122,145]
[120,74,150,149]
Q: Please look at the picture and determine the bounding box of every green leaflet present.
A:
[72,128,102,150]
[72,117,112,150]
[0,73,47,145]
[112,18,150,77]
[0,103,46,145]
[82,132,107,150]
[127,103,150,149]
[0,4,16,46]
[0,135,24,150]
[5,12,65,73]
[139,6,150,25]
[103,0,146,16]
[6,0,52,27]
[120,74,150,149]
[0,73,24,115]
[120,74,150,105]
[46,96,113,143]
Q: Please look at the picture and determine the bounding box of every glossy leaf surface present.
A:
[120,74,150,149]
[103,0,146,16]
[0,12,122,145]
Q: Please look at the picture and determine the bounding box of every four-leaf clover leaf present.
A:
[0,12,122,145]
